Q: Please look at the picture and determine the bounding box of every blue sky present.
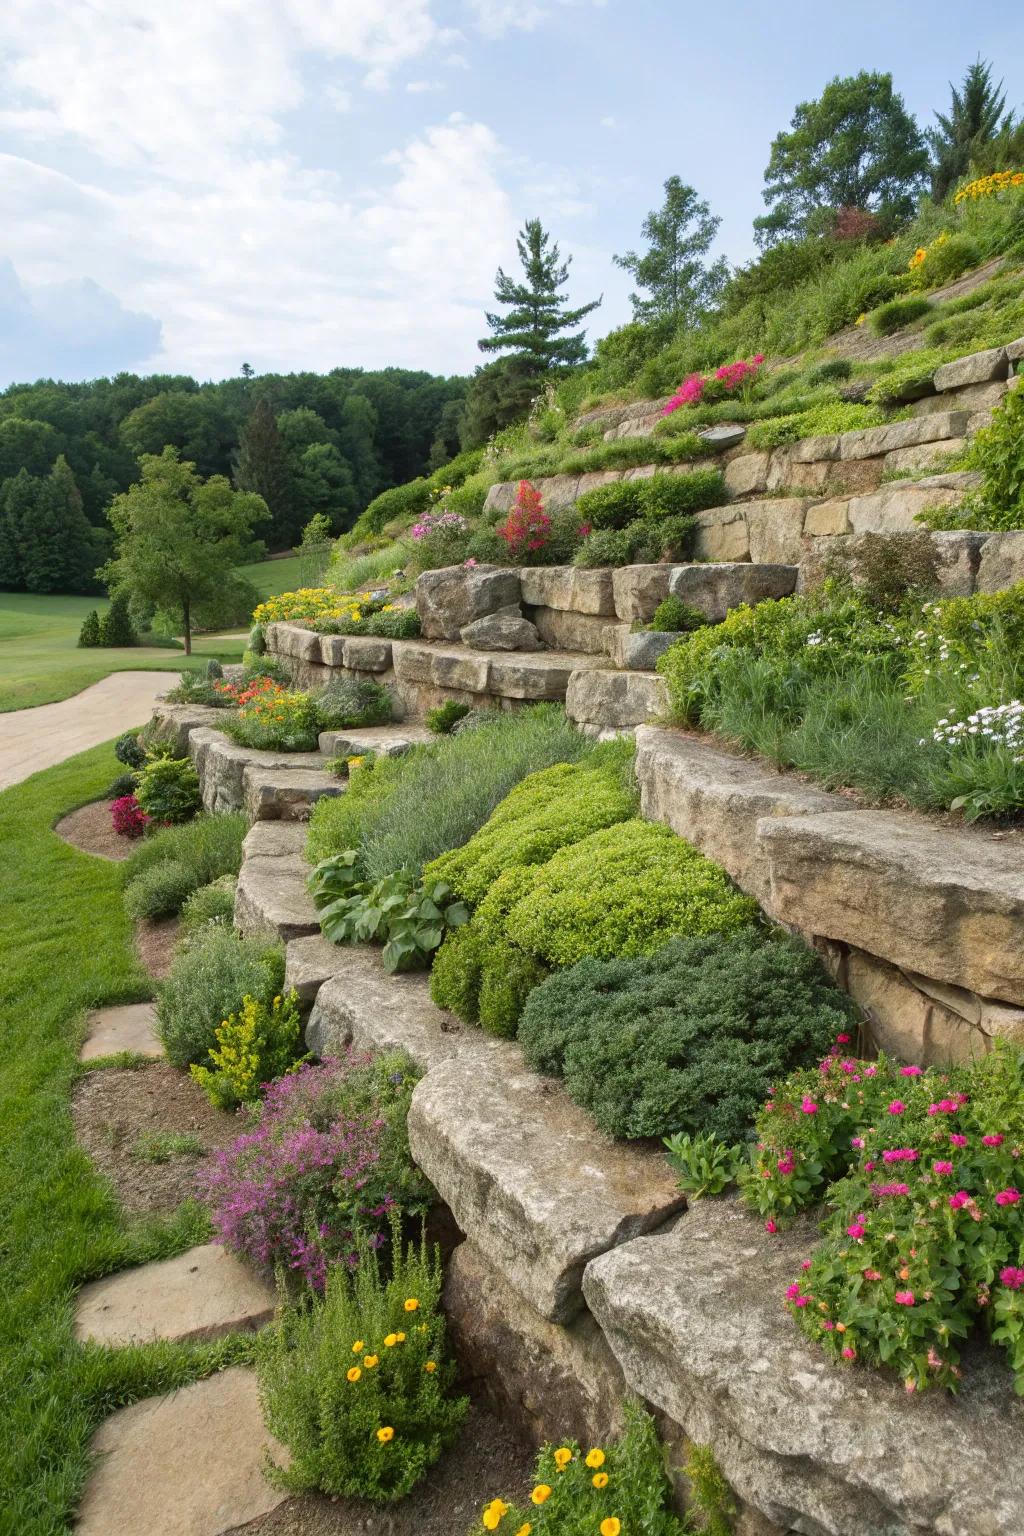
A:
[0,0,1022,387]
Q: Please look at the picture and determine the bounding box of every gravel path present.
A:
[0,671,169,789]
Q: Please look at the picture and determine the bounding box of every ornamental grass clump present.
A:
[475,1400,686,1535]
[743,1041,1024,1395]
[122,812,247,919]
[518,930,854,1142]
[200,1052,429,1290]
[257,1213,466,1501]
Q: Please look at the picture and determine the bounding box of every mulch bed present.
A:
[227,1402,535,1536]
[72,1063,239,1216]
[55,799,132,861]
[135,915,182,981]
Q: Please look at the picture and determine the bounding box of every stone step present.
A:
[306,944,684,1324]
[147,701,231,756]
[80,1002,162,1062]
[284,932,345,1006]
[189,728,328,815]
[74,1244,276,1347]
[759,809,1024,1007]
[584,1197,1024,1536]
[74,1367,288,1536]
[565,667,667,732]
[234,821,319,943]
[318,722,434,756]
[392,637,606,704]
[408,1054,686,1325]
[242,764,343,822]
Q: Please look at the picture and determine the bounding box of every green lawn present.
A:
[0,744,253,1534]
[0,557,306,712]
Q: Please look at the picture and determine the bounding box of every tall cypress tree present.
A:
[234,397,296,548]
[928,59,1011,201]
[12,458,99,593]
[479,219,601,373]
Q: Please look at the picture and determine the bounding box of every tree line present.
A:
[0,366,467,595]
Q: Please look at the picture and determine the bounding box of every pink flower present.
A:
[864,1161,876,1172]
[999,1266,1024,1290]
[765,1219,777,1234]
[887,1101,906,1116]
[463,557,478,568]
[928,1099,959,1115]
[949,1190,971,1210]
[864,1065,878,1077]
[863,1268,883,1281]
[846,1221,867,1240]
[792,1294,809,1308]
[882,1148,918,1163]
[900,1065,922,1076]
[836,1033,851,1044]
[800,1097,818,1115]
[777,1156,795,1175]
[851,1137,865,1150]
[871,1181,910,1198]
[786,1282,803,1300]
[801,1259,812,1271]
[932,1161,954,1175]
[842,1346,856,1359]
[983,1134,1004,1147]
[949,1134,968,1148]
[894,1290,915,1306]
[995,1188,1020,1206]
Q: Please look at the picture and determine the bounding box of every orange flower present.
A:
[346,1367,361,1383]
[530,1486,552,1506]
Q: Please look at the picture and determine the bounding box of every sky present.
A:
[0,0,1022,389]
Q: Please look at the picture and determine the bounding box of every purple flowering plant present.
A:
[198,1049,430,1290]
[742,1040,1024,1393]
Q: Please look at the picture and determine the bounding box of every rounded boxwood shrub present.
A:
[124,859,196,920]
[518,930,855,1142]
[650,595,707,633]
[868,295,932,337]
[157,927,285,1068]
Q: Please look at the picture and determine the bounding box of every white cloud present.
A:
[0,257,161,382]
[406,80,444,93]
[464,0,607,38]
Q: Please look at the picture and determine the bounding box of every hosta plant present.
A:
[310,856,469,973]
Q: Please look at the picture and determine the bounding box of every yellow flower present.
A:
[585,1449,606,1469]
[384,1333,399,1347]
[483,1499,509,1529]
[346,1367,362,1383]
[530,1486,552,1506]
[395,1331,406,1342]
[424,1361,437,1373]
[377,1426,395,1444]
[855,312,866,326]
[514,1527,532,1536]
[364,1354,379,1369]
[600,1522,621,1536]
[404,1297,420,1312]
[553,1447,572,1470]
[593,1472,609,1489]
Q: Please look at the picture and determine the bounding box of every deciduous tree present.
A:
[614,177,728,330]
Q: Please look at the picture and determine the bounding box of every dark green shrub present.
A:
[365,608,420,639]
[639,468,726,517]
[650,595,708,633]
[77,610,101,648]
[573,527,633,568]
[206,658,224,680]
[958,386,1024,530]
[425,701,471,735]
[124,859,196,920]
[518,930,853,1142]
[316,678,392,730]
[826,531,941,609]
[439,481,486,520]
[122,812,247,916]
[134,754,201,823]
[107,771,138,799]
[464,526,506,564]
[806,358,853,387]
[353,479,430,538]
[576,481,644,531]
[868,295,933,337]
[98,590,137,647]
[157,926,285,1067]
[114,731,146,770]
[427,447,484,491]
[180,875,236,935]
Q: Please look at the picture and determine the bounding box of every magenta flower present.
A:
[851,1136,865,1150]
[800,1096,818,1115]
[932,1161,954,1175]
[995,1188,1020,1206]
[983,1134,1004,1147]
[894,1290,915,1306]
[842,1346,856,1359]
[871,1181,910,1198]
[846,1220,867,1240]
[1000,1266,1024,1290]
[765,1219,777,1234]
[949,1190,971,1210]
[785,1282,803,1300]
[836,1033,851,1044]
[900,1064,922,1076]
[928,1099,959,1115]
[882,1148,918,1163]
[887,1101,906,1115]
[949,1134,968,1148]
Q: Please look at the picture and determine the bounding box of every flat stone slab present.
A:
[565,667,666,730]
[74,1366,288,1536]
[934,345,1009,391]
[284,932,345,1006]
[759,810,1024,1006]
[584,1199,1024,1536]
[189,728,327,814]
[391,639,604,702]
[74,1244,276,1347]
[635,726,855,906]
[669,561,797,622]
[307,944,500,1073]
[318,723,433,756]
[408,1053,686,1324]
[80,1003,162,1062]
[242,820,308,859]
[235,823,318,942]
[147,701,229,756]
[242,765,343,822]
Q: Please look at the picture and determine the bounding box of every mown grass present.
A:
[0,743,255,1535]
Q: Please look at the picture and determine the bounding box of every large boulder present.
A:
[691,504,751,562]
[612,564,673,623]
[519,566,617,617]
[670,562,797,622]
[759,810,1024,1006]
[460,606,545,652]
[934,346,1009,392]
[416,565,522,641]
[977,530,1024,593]
[565,668,667,729]
[584,1198,1024,1536]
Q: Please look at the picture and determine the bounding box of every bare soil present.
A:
[228,1402,535,1536]
[55,799,132,861]
[135,915,182,980]
[72,1063,238,1216]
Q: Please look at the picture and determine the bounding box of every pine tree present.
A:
[78,610,101,647]
[614,177,728,330]
[234,397,296,549]
[928,59,1011,201]
[4,467,96,594]
[98,590,137,648]
[479,219,601,373]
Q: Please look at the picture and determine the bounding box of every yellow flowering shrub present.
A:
[252,588,369,625]
[906,230,980,291]
[190,990,305,1109]
[954,170,1024,204]
[257,1214,467,1503]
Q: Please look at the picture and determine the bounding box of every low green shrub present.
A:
[122,812,246,917]
[191,990,306,1109]
[258,1215,467,1502]
[134,754,202,823]
[868,295,933,336]
[475,1399,688,1536]
[157,926,285,1068]
[424,749,637,907]
[114,731,146,770]
[310,863,468,974]
[909,231,981,291]
[575,481,643,531]
[353,479,431,538]
[317,678,393,729]
[922,386,1024,531]
[744,1042,1024,1395]
[746,400,890,450]
[806,358,853,387]
[866,347,953,408]
[572,527,633,567]
[518,930,852,1142]
[180,875,236,934]
[575,470,725,532]
[650,595,708,633]
[425,700,471,735]
[574,514,697,568]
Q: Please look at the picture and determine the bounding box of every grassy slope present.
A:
[0,554,306,713]
[0,744,252,1534]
